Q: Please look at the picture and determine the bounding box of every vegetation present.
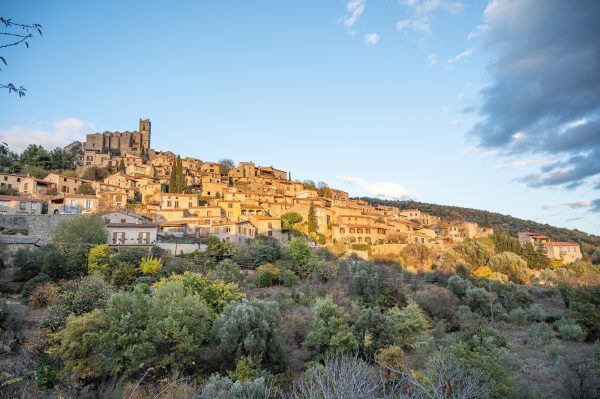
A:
[2,215,599,398]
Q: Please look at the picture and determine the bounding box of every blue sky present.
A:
[1,0,599,234]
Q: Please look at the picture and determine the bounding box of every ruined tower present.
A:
[139,119,151,151]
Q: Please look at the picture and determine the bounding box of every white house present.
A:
[103,211,157,248]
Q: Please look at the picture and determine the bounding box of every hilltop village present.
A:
[0,119,582,264]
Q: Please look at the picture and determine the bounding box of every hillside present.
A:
[358,197,600,251]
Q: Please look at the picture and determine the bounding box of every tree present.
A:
[81,166,110,181]
[87,244,113,276]
[75,183,94,195]
[304,297,358,358]
[0,142,20,172]
[139,256,162,275]
[307,204,317,235]
[51,214,108,258]
[284,238,312,273]
[118,158,125,173]
[20,144,51,169]
[212,299,284,371]
[168,155,186,193]
[387,300,432,350]
[218,158,235,172]
[1,17,43,97]
[354,307,397,356]
[491,232,522,255]
[154,272,244,317]
[281,212,303,231]
[487,252,529,284]
[483,211,491,228]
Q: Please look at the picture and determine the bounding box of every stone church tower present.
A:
[139,119,151,151]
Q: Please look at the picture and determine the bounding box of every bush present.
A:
[54,282,212,380]
[256,263,281,287]
[284,238,311,275]
[473,266,509,283]
[447,275,472,297]
[414,286,459,319]
[375,345,405,371]
[354,307,397,355]
[139,256,162,275]
[433,249,466,274]
[213,259,244,284]
[51,214,108,257]
[454,239,491,267]
[487,252,529,284]
[154,272,244,317]
[43,275,114,331]
[509,307,528,325]
[525,304,547,323]
[28,282,60,309]
[554,317,585,342]
[20,273,51,298]
[282,270,298,287]
[464,286,495,316]
[387,300,432,350]
[199,375,272,399]
[376,284,405,309]
[304,297,358,358]
[110,261,138,286]
[350,262,378,304]
[307,257,338,282]
[87,244,113,276]
[212,299,284,371]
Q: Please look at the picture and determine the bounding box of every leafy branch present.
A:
[1,16,43,97]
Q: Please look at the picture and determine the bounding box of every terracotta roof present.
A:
[547,242,579,246]
[106,222,156,228]
[0,195,43,202]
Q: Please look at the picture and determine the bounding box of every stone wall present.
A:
[0,214,76,245]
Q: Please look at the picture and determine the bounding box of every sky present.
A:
[1,0,599,234]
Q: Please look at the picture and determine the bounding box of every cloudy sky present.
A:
[1,0,599,234]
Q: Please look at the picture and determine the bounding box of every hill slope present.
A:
[357,197,600,251]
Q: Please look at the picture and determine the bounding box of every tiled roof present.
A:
[0,195,43,202]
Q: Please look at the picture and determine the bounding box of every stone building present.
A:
[84,119,151,156]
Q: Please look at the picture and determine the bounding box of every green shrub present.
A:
[199,375,272,399]
[213,259,244,284]
[110,261,138,286]
[354,307,397,356]
[350,262,378,304]
[256,263,281,287]
[282,270,298,287]
[304,297,358,358]
[154,272,244,317]
[509,307,528,325]
[414,286,459,319]
[20,273,51,298]
[487,252,529,284]
[447,275,472,297]
[212,299,284,371]
[87,244,113,276]
[464,287,495,316]
[387,300,432,350]
[525,304,547,322]
[554,317,585,342]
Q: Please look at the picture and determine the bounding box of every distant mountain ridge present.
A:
[357,197,600,251]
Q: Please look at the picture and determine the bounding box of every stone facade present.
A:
[84,119,151,156]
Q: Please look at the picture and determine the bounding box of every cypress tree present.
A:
[308,204,317,234]
[118,158,125,173]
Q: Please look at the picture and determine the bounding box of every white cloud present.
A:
[446,48,475,64]
[463,145,478,154]
[0,118,94,153]
[427,52,438,65]
[449,119,462,125]
[339,0,366,32]
[496,159,556,169]
[337,176,415,199]
[542,200,592,210]
[364,33,380,45]
[396,17,432,35]
[401,0,463,14]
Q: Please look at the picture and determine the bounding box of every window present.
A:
[120,219,126,223]
[167,200,172,207]
[268,222,272,228]
[31,202,37,210]
[340,228,345,234]
[174,201,179,208]
[228,203,233,208]
[19,202,26,210]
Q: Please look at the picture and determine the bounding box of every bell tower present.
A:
[139,118,151,151]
